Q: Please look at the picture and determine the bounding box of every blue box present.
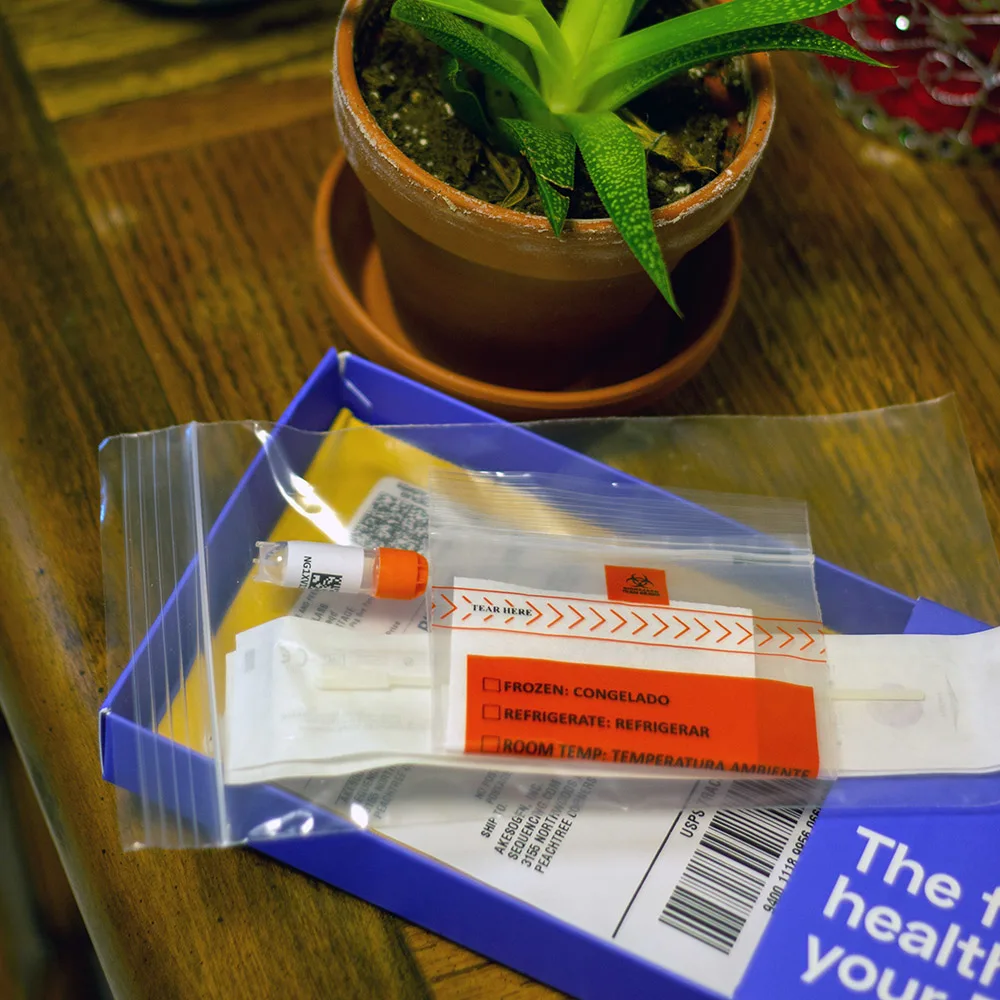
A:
[99,350,995,1000]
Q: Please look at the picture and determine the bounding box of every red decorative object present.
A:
[811,1,1000,159]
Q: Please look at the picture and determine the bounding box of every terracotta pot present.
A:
[314,152,743,419]
[333,0,775,390]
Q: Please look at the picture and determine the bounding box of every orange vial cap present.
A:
[373,548,429,601]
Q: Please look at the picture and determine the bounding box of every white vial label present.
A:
[282,542,365,592]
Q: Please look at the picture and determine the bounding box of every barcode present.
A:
[658,780,811,955]
[351,481,428,552]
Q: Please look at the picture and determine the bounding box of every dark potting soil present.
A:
[355,0,749,219]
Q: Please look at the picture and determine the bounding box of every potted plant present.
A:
[328,0,873,395]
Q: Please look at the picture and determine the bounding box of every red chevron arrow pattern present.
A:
[431,587,825,661]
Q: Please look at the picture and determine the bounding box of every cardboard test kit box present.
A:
[100,350,999,1000]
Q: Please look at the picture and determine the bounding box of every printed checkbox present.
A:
[482,677,501,692]
[481,735,501,753]
[482,704,501,721]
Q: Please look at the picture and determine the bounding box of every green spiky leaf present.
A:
[561,111,678,314]
[441,55,496,141]
[586,23,885,112]
[592,0,641,51]
[405,0,546,58]
[559,0,610,59]
[534,180,572,236]
[498,117,576,234]
[405,0,572,90]
[586,0,860,85]
[391,0,547,116]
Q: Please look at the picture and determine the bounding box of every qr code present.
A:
[351,479,428,552]
[308,572,343,591]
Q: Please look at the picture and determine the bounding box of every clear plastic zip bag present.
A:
[223,470,833,791]
[99,400,1000,851]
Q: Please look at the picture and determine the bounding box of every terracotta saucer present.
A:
[314,152,742,419]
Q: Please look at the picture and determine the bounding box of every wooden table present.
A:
[1,1,999,997]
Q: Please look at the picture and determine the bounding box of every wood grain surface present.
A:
[0,0,999,996]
